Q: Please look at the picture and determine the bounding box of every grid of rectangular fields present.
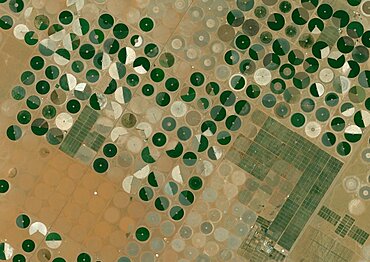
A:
[226,135,271,181]
[335,214,355,237]
[317,206,341,226]
[60,106,100,157]
[227,115,344,250]
[348,225,369,245]
[274,157,343,250]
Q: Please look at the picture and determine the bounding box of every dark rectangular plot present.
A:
[233,135,252,153]
[225,148,244,164]
[77,127,90,142]
[250,163,270,181]
[288,190,307,206]
[278,205,314,251]
[277,220,303,250]
[348,225,369,245]
[279,146,299,164]
[91,133,105,151]
[262,118,291,143]
[325,157,344,175]
[311,150,330,168]
[304,161,325,176]
[317,206,341,226]
[285,132,304,151]
[68,125,80,137]
[254,129,285,156]
[262,117,278,132]
[246,142,277,168]
[256,216,271,229]
[239,155,257,173]
[84,132,97,146]
[279,129,295,145]
[271,160,290,177]
[301,185,324,212]
[292,153,311,171]
[267,199,299,241]
[59,136,81,157]
[335,215,355,237]
[267,152,342,250]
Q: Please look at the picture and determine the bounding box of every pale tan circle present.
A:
[218,162,232,176]
[214,227,230,242]
[54,217,72,234]
[73,187,90,204]
[186,47,199,60]
[107,167,125,183]
[81,171,101,189]
[204,241,220,257]
[172,60,192,77]
[156,154,175,173]
[100,245,119,261]
[319,68,334,83]
[223,182,238,200]
[81,3,100,18]
[171,37,184,50]
[69,225,88,243]
[161,249,178,262]
[113,191,130,208]
[43,168,61,186]
[145,106,163,123]
[48,192,67,210]
[32,0,46,9]
[63,202,81,221]
[125,7,141,24]
[127,136,144,154]
[2,99,22,117]
[130,97,149,114]
[85,236,103,252]
[97,182,116,200]
[56,113,73,130]
[211,41,225,54]
[88,197,106,214]
[107,0,126,17]
[104,207,121,224]
[192,232,206,248]
[231,170,246,186]
[254,68,272,85]
[56,177,75,196]
[119,216,136,233]
[110,230,128,248]
[215,198,230,213]
[215,65,231,81]
[185,211,203,227]
[45,0,63,14]
[171,238,186,252]
[171,101,188,118]
[348,198,366,216]
[94,221,113,238]
[127,201,145,218]
[192,200,209,215]
[210,175,225,190]
[67,163,86,180]
[305,121,321,138]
